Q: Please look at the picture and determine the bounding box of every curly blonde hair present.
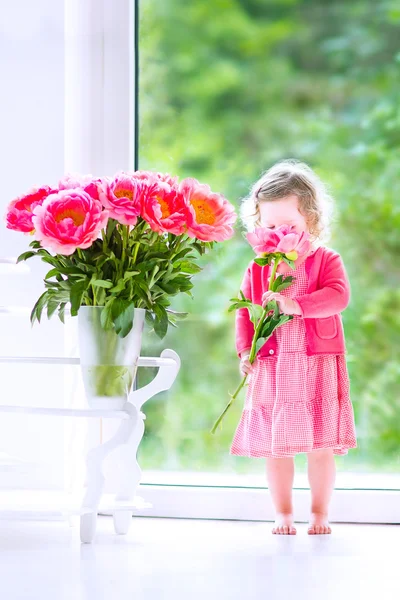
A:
[240,159,333,243]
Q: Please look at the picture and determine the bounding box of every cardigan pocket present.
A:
[315,316,337,340]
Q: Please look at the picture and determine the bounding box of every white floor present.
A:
[0,517,399,600]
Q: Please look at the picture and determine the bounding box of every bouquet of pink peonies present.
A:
[211,225,310,434]
[5,171,237,339]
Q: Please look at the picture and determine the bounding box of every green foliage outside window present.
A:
[138,0,400,475]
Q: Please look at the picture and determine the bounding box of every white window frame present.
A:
[65,0,136,175]
[64,0,400,525]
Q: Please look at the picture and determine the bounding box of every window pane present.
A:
[138,0,400,488]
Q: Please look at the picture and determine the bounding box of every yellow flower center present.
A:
[55,209,85,226]
[191,198,216,225]
[115,188,133,200]
[158,197,171,219]
[285,250,298,261]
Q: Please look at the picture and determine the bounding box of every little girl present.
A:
[231,160,357,536]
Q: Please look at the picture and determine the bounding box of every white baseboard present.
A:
[132,485,400,524]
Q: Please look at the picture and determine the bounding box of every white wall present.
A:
[0,0,135,492]
[0,1,70,489]
[0,0,64,302]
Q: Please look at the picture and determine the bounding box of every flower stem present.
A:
[210,255,282,434]
[119,225,130,278]
[248,256,279,363]
[269,256,279,290]
[102,229,108,254]
[210,374,248,434]
[132,241,140,264]
[92,285,98,306]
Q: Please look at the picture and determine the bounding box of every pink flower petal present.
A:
[32,189,108,255]
[276,232,300,253]
[179,178,236,242]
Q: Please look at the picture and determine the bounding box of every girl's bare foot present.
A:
[307,450,335,535]
[272,513,297,535]
[308,512,331,535]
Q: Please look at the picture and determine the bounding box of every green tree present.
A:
[138,0,400,474]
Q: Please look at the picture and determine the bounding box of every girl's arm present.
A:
[295,253,350,318]
[235,265,255,357]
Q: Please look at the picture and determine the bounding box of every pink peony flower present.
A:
[58,172,110,203]
[179,177,236,242]
[32,189,109,255]
[133,170,179,189]
[5,186,54,233]
[247,225,310,259]
[141,182,187,234]
[97,172,144,226]
[58,173,94,190]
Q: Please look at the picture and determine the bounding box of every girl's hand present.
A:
[262,291,302,316]
[239,352,254,377]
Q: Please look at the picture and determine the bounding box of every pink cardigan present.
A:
[236,246,350,358]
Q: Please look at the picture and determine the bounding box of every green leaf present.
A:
[271,274,284,292]
[123,270,140,280]
[260,318,276,339]
[47,298,60,319]
[153,304,169,339]
[17,251,36,263]
[112,299,135,338]
[58,266,86,276]
[51,291,70,303]
[92,279,113,289]
[70,279,89,316]
[157,281,180,295]
[273,275,295,293]
[30,292,49,325]
[145,310,155,328]
[109,279,126,294]
[38,255,60,268]
[176,261,202,274]
[56,280,72,291]
[146,251,169,260]
[281,256,296,270]
[275,280,295,292]
[228,301,252,312]
[172,248,193,261]
[95,287,107,306]
[263,300,275,312]
[254,255,275,267]
[106,218,117,241]
[192,242,204,256]
[166,309,188,321]
[58,303,67,324]
[135,279,153,302]
[100,299,115,330]
[278,314,293,327]
[45,268,60,280]
[249,303,264,324]
[255,337,267,353]
[137,260,162,273]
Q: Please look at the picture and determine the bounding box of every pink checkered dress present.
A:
[230,261,357,458]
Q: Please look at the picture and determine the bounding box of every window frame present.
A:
[67,0,400,525]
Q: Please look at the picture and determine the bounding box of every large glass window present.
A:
[138,0,400,488]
